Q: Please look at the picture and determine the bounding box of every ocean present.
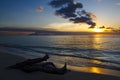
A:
[0,34,120,72]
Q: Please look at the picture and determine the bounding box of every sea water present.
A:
[0,34,120,72]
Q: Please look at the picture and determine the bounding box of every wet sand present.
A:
[0,52,120,80]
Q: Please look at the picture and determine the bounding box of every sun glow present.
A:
[93,28,104,33]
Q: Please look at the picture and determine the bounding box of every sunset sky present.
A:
[0,0,120,32]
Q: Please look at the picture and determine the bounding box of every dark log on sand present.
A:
[7,54,49,69]
[6,54,68,74]
[20,62,68,75]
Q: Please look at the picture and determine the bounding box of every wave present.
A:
[0,43,120,71]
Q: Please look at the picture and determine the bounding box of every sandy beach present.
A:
[0,52,120,80]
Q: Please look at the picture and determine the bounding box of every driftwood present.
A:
[6,54,68,74]
[20,62,67,74]
[7,54,49,69]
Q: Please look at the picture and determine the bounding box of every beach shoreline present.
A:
[0,52,120,80]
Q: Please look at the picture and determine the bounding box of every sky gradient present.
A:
[0,0,120,32]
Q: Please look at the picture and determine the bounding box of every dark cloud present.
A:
[106,27,113,29]
[88,13,97,20]
[49,0,96,27]
[55,2,83,18]
[99,26,105,29]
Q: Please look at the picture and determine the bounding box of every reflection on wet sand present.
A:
[90,67,101,74]
[49,55,120,77]
[67,65,120,77]
[55,63,120,77]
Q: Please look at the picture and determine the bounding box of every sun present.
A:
[93,28,104,33]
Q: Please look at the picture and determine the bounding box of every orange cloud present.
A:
[37,6,44,12]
